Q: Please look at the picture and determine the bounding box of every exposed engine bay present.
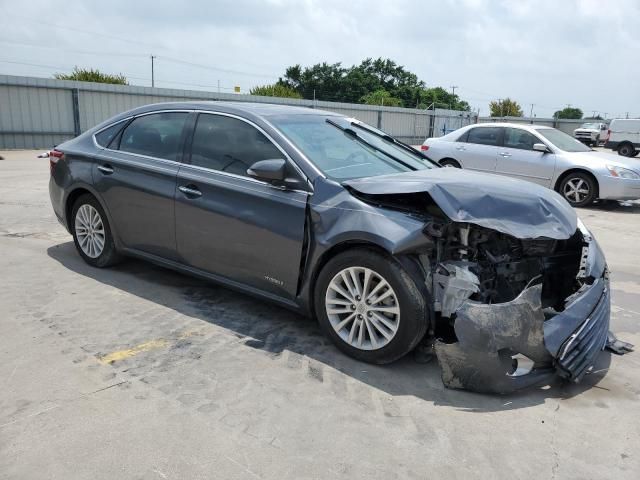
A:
[421,221,631,393]
[429,222,583,314]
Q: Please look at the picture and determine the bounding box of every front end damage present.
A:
[342,169,633,393]
[429,220,630,394]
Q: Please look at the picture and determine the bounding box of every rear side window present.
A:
[467,127,501,146]
[118,112,188,161]
[189,113,285,177]
[456,130,469,142]
[503,128,540,150]
[95,122,124,148]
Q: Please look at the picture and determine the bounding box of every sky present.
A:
[0,0,638,118]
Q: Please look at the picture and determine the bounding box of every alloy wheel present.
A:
[563,178,590,204]
[75,204,105,258]
[325,266,400,351]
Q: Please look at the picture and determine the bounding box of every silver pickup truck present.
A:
[573,122,608,146]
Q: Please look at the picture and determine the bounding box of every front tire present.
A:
[559,172,597,207]
[314,249,428,364]
[71,194,121,267]
[440,158,461,168]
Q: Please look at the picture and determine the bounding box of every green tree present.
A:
[360,89,403,107]
[54,67,127,85]
[420,87,470,111]
[274,57,470,110]
[554,107,583,119]
[250,83,302,99]
[489,98,523,117]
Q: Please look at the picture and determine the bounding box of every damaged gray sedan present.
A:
[49,102,632,394]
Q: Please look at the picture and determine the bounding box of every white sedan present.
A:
[421,123,640,207]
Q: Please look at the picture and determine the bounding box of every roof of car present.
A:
[123,101,340,118]
[467,122,553,130]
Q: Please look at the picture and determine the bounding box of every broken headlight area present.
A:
[423,221,633,394]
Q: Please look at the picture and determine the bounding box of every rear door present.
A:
[92,111,190,259]
[455,126,502,172]
[174,112,309,300]
[495,127,556,187]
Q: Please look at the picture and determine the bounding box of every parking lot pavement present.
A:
[1,150,639,480]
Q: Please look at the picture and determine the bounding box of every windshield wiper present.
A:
[325,119,417,171]
[349,121,440,167]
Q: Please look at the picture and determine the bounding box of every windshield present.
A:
[535,128,592,152]
[580,123,599,129]
[269,114,433,180]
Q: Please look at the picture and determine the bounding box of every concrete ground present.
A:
[1,150,639,480]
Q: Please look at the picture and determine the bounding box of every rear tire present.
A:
[618,142,635,157]
[71,194,121,268]
[559,172,597,208]
[440,158,461,168]
[314,249,428,364]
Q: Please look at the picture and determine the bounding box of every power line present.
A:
[0,12,158,48]
[0,59,237,91]
[0,39,148,58]
[157,56,278,79]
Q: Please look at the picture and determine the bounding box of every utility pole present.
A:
[529,103,535,120]
[626,112,629,119]
[217,80,220,94]
[449,85,458,110]
[150,55,156,88]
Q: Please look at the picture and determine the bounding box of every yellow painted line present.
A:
[97,329,203,365]
[98,339,169,364]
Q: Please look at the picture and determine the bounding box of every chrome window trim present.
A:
[193,110,313,189]
[91,117,132,150]
[93,109,193,162]
[94,108,313,192]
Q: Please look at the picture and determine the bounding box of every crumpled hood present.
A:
[344,168,577,239]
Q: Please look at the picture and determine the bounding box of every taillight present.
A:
[421,145,430,151]
[49,149,64,174]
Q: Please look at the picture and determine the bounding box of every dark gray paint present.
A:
[92,149,180,260]
[49,101,631,394]
[175,163,308,298]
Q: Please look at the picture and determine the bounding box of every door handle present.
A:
[179,185,202,198]
[97,165,114,174]
[455,145,466,151]
[499,152,512,157]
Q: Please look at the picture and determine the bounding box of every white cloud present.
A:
[0,0,638,117]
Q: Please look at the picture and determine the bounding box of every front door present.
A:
[175,112,308,300]
[495,127,556,187]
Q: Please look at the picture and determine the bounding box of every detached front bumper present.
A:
[434,229,625,394]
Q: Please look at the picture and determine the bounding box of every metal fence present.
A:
[0,74,478,149]
[477,116,602,136]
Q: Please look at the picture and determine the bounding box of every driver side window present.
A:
[503,128,540,151]
[190,113,285,177]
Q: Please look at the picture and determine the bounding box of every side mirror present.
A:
[532,143,549,153]
[247,159,286,182]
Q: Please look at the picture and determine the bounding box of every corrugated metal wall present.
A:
[477,116,596,135]
[0,74,477,149]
